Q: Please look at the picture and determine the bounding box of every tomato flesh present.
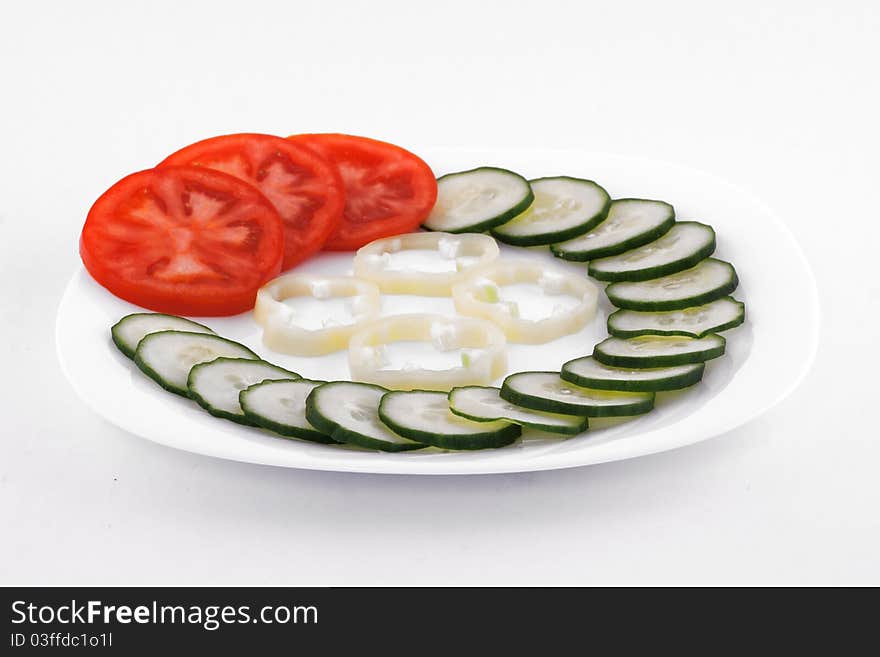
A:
[160,133,345,270]
[80,166,284,316]
[287,133,437,250]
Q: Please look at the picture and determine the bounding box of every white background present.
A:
[1,0,878,585]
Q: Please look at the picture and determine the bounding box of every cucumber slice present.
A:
[605,258,739,311]
[448,386,588,435]
[379,390,521,450]
[305,382,426,452]
[607,297,745,338]
[561,356,704,392]
[500,372,654,417]
[588,221,716,282]
[593,334,725,368]
[551,198,674,261]
[187,358,300,424]
[134,331,259,396]
[111,313,215,359]
[491,177,610,246]
[423,167,534,233]
[240,379,336,443]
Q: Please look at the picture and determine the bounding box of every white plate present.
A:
[56,149,819,475]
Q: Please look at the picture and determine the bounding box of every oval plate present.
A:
[56,149,819,475]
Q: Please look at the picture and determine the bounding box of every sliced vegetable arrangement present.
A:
[87,131,747,453]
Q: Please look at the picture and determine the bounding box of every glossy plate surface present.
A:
[57,149,819,474]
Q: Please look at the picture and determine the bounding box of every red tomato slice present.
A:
[287,133,437,251]
[80,166,284,316]
[160,133,345,270]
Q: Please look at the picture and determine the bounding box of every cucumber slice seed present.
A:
[305,382,426,452]
[607,297,745,338]
[423,167,535,233]
[561,356,705,392]
[133,330,259,397]
[448,386,588,435]
[492,177,610,246]
[186,358,300,424]
[593,334,726,368]
[500,371,655,417]
[588,221,716,282]
[239,379,337,443]
[551,198,675,261]
[605,258,739,311]
[111,312,215,359]
[379,390,521,450]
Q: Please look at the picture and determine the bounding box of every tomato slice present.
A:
[287,133,437,251]
[80,166,284,316]
[160,133,345,270]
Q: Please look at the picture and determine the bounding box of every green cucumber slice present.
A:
[491,177,610,246]
[240,379,337,443]
[593,334,726,368]
[133,330,259,397]
[605,258,738,311]
[448,386,588,435]
[500,371,654,417]
[551,198,674,261]
[378,390,521,450]
[111,313,214,359]
[305,382,426,452]
[607,297,745,338]
[561,356,704,392]
[588,221,716,282]
[423,167,534,233]
[187,358,300,424]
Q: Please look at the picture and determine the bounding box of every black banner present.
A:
[1,587,873,651]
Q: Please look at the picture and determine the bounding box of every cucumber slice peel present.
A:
[500,371,654,417]
[423,167,534,233]
[379,390,521,450]
[186,358,300,425]
[449,386,588,434]
[133,330,259,397]
[607,297,745,338]
[593,334,726,368]
[240,379,337,443]
[561,356,704,392]
[588,221,716,282]
[605,258,739,311]
[111,313,214,359]
[305,381,426,452]
[492,177,610,246]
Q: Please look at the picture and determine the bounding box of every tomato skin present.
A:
[80,166,284,316]
[287,133,437,251]
[160,133,345,270]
